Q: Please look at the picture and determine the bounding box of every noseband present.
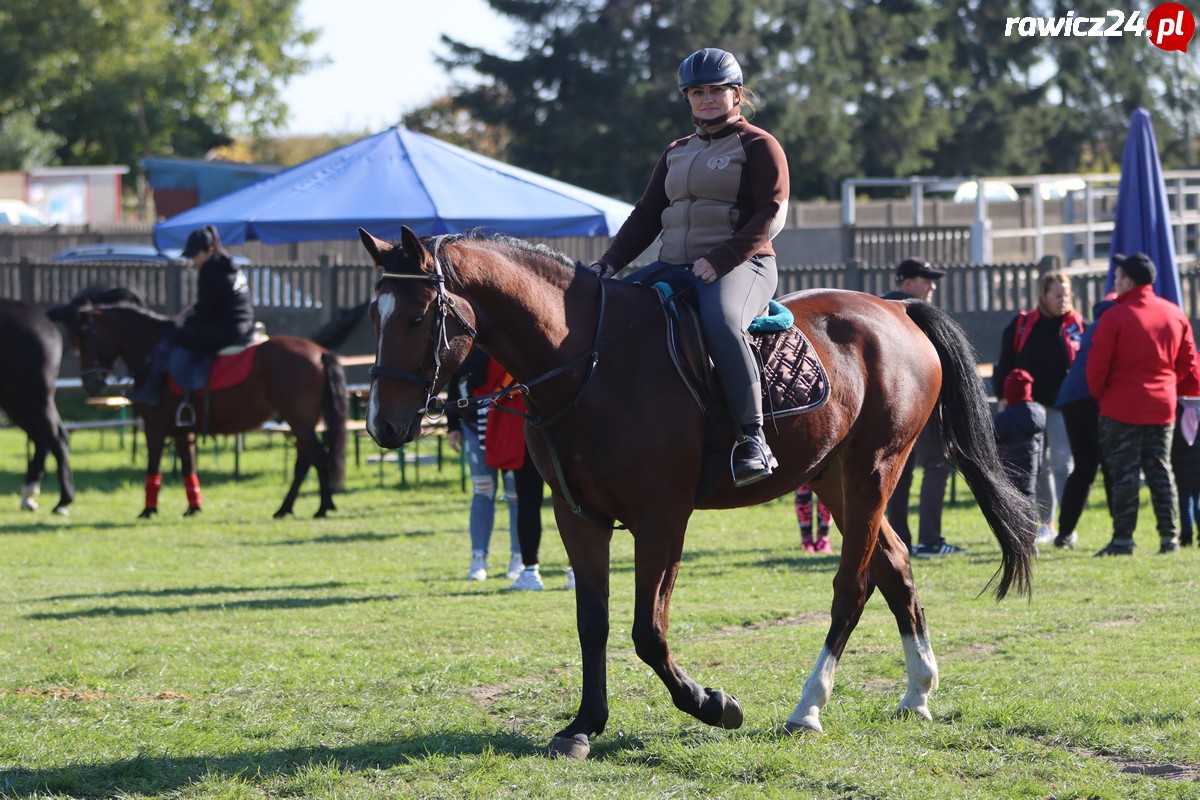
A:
[368,239,477,419]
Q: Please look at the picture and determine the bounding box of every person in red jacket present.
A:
[1086,252,1200,555]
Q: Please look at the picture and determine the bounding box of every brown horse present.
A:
[359,227,1036,758]
[0,299,74,514]
[54,302,347,519]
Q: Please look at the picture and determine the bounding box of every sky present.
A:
[280,0,517,135]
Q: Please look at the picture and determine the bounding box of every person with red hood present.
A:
[994,369,1046,501]
[1087,252,1200,556]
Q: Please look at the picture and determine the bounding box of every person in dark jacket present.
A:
[880,257,964,558]
[128,225,253,406]
[1051,295,1116,549]
[993,272,1084,545]
[994,369,1046,501]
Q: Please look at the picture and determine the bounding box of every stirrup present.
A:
[731,435,777,488]
[175,401,197,428]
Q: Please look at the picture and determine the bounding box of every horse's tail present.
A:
[903,301,1036,599]
[320,351,348,492]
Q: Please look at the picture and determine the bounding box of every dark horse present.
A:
[359,227,1036,758]
[53,302,348,518]
[0,299,74,514]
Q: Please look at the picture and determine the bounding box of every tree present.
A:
[443,0,1193,200]
[0,0,320,179]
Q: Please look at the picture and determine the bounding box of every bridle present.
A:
[78,317,115,392]
[367,236,611,428]
[368,237,478,420]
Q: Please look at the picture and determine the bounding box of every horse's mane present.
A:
[431,232,580,290]
[98,301,173,325]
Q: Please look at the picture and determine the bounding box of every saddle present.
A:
[625,267,830,499]
[166,323,269,427]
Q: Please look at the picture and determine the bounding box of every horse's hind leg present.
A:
[20,442,47,511]
[786,456,884,735]
[275,433,315,518]
[309,433,336,518]
[870,517,938,720]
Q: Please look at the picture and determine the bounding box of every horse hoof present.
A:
[782,720,822,736]
[895,704,933,722]
[52,506,69,516]
[701,688,744,729]
[183,506,202,517]
[273,509,292,519]
[313,508,328,519]
[19,499,37,511]
[546,734,591,760]
[138,508,158,520]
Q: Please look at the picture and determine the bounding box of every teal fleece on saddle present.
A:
[651,282,794,333]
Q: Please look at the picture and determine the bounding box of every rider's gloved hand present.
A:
[588,261,617,279]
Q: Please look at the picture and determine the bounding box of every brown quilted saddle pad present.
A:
[752,324,830,418]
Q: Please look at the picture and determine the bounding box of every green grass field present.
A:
[1,426,1198,799]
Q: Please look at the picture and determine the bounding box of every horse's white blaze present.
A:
[896,633,938,720]
[19,482,39,511]
[366,294,396,436]
[788,644,838,733]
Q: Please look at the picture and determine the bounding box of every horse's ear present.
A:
[358,227,393,266]
[400,225,434,274]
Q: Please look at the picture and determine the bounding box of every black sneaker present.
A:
[913,541,966,559]
[1094,542,1134,557]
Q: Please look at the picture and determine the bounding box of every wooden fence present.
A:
[5,253,1199,367]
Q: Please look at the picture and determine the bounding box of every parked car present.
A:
[50,243,251,265]
[0,199,50,227]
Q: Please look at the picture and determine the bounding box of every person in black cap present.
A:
[880,256,964,557]
[1087,252,1200,555]
[127,225,253,406]
[882,257,946,302]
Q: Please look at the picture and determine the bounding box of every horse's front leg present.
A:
[630,513,743,731]
[176,431,202,516]
[786,458,879,735]
[870,517,938,720]
[139,420,169,519]
[546,496,613,760]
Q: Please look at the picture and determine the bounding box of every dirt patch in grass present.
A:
[1088,748,1199,782]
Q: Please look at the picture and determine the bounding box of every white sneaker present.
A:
[508,567,543,591]
[506,554,525,581]
[563,568,575,591]
[1034,524,1055,545]
[467,551,487,581]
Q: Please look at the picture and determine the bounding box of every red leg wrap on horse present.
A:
[145,474,162,509]
[183,474,201,508]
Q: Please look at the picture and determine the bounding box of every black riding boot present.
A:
[128,341,170,406]
[732,425,777,488]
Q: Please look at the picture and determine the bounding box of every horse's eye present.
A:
[409,315,425,328]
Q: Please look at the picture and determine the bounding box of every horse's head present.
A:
[358,226,477,449]
[60,302,121,396]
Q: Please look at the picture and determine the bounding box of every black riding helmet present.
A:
[677,47,743,94]
[180,226,215,258]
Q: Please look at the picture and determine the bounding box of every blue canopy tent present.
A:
[154,126,633,248]
[1106,108,1182,306]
